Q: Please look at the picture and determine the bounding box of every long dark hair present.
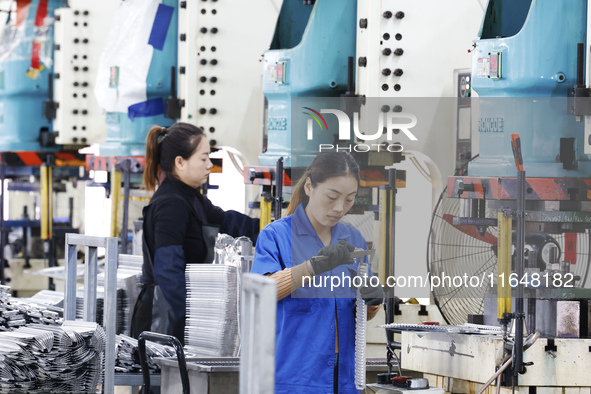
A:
[286,151,360,215]
[143,122,206,191]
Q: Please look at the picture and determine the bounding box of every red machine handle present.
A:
[511,133,524,171]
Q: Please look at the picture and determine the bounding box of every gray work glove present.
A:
[310,240,355,275]
[360,281,384,306]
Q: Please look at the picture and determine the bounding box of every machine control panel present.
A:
[455,71,472,175]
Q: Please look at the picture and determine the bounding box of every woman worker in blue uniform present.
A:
[251,151,383,394]
[131,122,258,342]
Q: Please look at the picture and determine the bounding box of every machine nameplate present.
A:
[478,117,504,133]
[266,117,287,131]
[488,51,501,78]
[477,51,502,79]
[267,61,287,84]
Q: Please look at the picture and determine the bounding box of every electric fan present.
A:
[427,187,591,325]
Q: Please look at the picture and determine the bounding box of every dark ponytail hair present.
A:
[286,151,360,215]
[143,122,206,191]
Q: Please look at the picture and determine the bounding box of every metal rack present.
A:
[240,273,277,394]
[64,234,118,394]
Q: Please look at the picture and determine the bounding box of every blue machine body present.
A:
[469,0,591,177]
[99,0,178,157]
[0,0,66,152]
[260,0,357,167]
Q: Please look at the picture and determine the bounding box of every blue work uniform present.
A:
[251,203,368,394]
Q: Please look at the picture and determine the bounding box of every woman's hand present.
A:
[360,281,384,306]
[310,240,355,275]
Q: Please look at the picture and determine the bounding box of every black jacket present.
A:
[131,176,259,342]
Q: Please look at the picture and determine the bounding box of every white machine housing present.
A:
[177,0,281,165]
[53,0,119,146]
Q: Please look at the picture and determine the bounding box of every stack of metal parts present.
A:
[0,286,63,331]
[115,254,143,335]
[28,289,65,308]
[114,334,177,373]
[75,287,126,334]
[185,264,240,357]
[75,255,143,336]
[0,286,8,304]
[0,321,105,392]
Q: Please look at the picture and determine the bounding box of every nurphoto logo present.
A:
[303,107,418,152]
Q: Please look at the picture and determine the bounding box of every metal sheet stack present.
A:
[114,255,143,335]
[28,289,65,308]
[75,256,142,336]
[76,287,127,334]
[184,264,240,357]
[0,286,63,330]
[0,285,8,303]
[33,254,142,336]
[114,334,177,373]
[0,321,105,392]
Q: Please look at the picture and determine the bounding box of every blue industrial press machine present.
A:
[467,0,590,177]
[98,0,179,157]
[0,0,66,152]
[0,0,75,287]
[445,0,591,385]
[259,0,358,168]
[253,0,361,227]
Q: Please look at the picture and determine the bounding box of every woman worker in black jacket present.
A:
[131,122,258,342]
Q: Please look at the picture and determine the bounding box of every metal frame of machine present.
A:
[414,1,591,392]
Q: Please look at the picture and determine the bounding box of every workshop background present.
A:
[1,0,590,393]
